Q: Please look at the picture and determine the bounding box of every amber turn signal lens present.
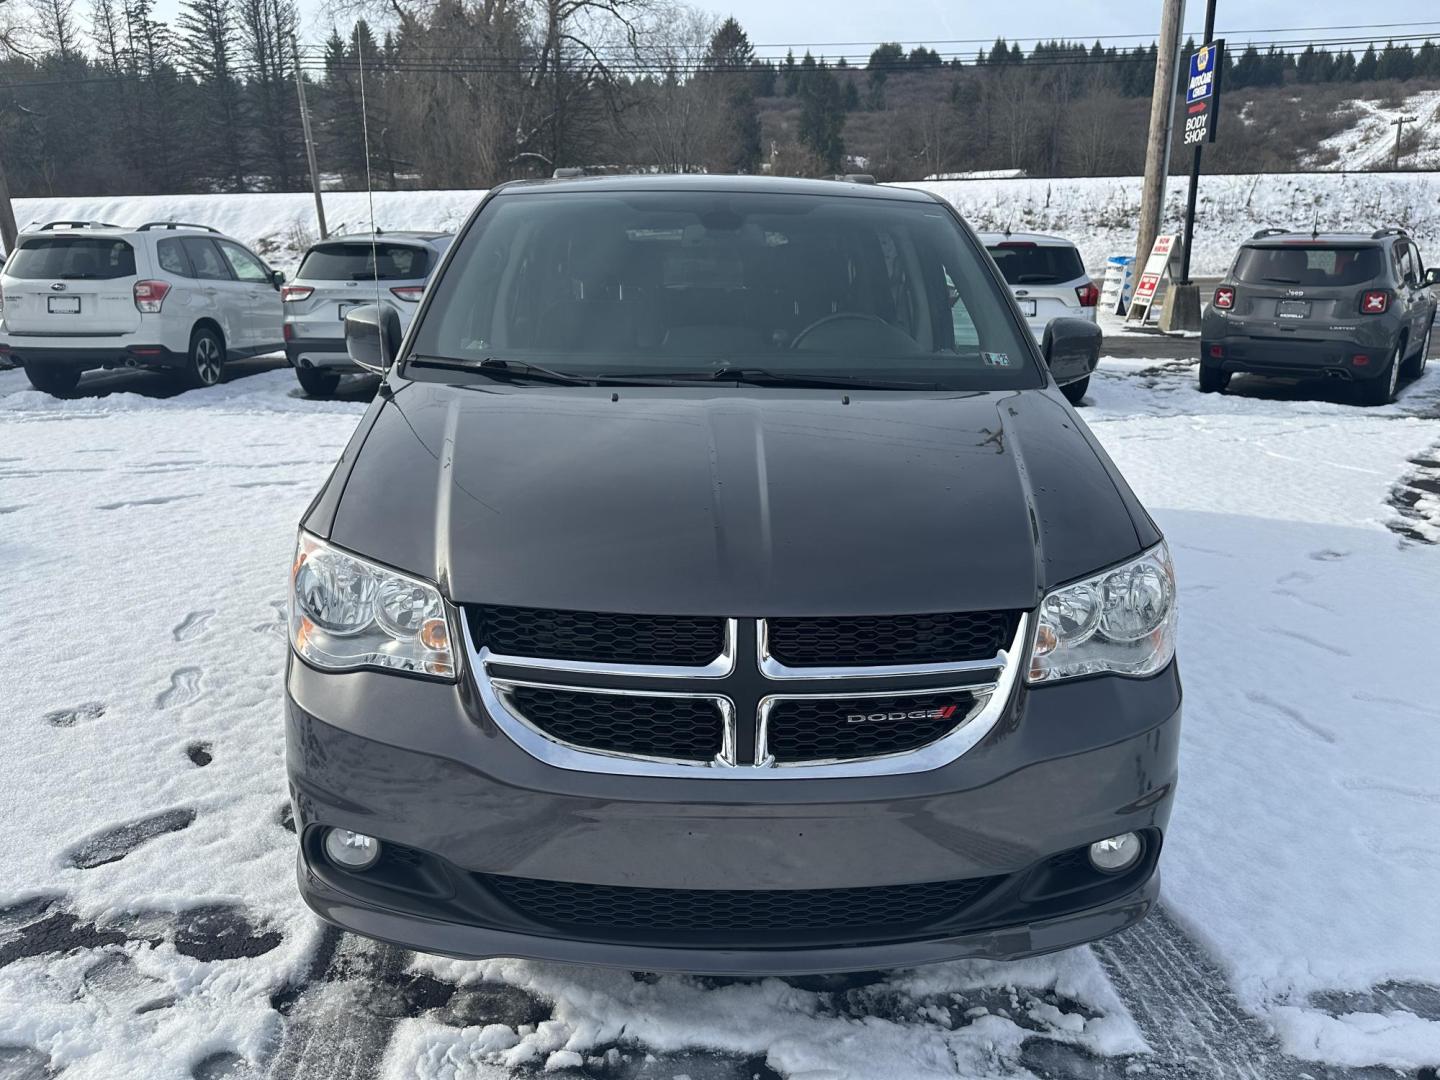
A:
[419,618,449,652]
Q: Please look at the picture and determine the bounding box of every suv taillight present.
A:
[281,285,314,303]
[1213,287,1235,310]
[390,285,424,302]
[1360,290,1390,315]
[133,279,171,313]
[1075,282,1100,308]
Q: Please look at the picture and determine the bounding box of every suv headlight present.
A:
[289,532,455,679]
[1027,542,1176,684]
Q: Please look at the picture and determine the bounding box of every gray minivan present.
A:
[285,175,1179,974]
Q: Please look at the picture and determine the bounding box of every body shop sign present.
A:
[1183,41,1224,145]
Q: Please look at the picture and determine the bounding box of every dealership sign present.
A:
[1182,40,1224,146]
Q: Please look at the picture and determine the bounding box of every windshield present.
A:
[1233,245,1384,287]
[299,242,433,281]
[8,236,136,280]
[986,242,1085,285]
[409,190,1040,390]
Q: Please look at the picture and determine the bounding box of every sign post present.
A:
[1126,233,1180,325]
[1178,5,1222,288]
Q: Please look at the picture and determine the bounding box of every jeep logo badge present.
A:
[50,282,67,291]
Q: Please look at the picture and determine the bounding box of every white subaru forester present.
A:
[0,220,285,396]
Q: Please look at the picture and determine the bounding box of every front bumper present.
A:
[0,341,182,371]
[285,659,1180,973]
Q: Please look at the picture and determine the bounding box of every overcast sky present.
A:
[142,0,1440,54]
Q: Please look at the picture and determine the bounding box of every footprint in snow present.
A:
[1308,548,1350,561]
[64,808,197,869]
[172,609,215,642]
[185,742,213,767]
[193,1052,260,1080]
[43,701,106,728]
[157,667,203,710]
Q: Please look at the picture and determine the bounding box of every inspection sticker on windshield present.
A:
[983,352,1012,367]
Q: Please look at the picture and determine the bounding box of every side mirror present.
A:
[271,269,286,287]
[1042,316,1102,384]
[344,304,403,374]
[1424,267,1440,288]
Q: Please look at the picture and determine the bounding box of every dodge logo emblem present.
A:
[846,705,960,724]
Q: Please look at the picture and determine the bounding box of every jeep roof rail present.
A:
[136,221,220,233]
[1250,228,1290,240]
[827,173,877,184]
[552,167,586,179]
[1370,227,1409,240]
[37,220,124,231]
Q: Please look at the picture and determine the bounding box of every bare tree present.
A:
[30,0,79,59]
[628,6,718,172]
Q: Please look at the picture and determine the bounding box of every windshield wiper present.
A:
[655,366,942,391]
[410,356,600,385]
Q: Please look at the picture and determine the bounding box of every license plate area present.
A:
[47,296,81,315]
[1276,300,1311,320]
[1017,298,1037,317]
[338,302,364,321]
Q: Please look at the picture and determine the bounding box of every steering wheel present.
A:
[790,312,894,350]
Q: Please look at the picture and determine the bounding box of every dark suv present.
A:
[1200,228,1438,404]
[285,176,1180,974]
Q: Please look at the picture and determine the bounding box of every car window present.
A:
[412,190,1041,391]
[156,238,191,277]
[181,238,231,281]
[1398,244,1418,284]
[218,240,271,284]
[6,237,136,280]
[985,242,1085,286]
[298,242,432,281]
[1233,245,1383,287]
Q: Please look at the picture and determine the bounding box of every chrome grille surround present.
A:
[466,612,1028,780]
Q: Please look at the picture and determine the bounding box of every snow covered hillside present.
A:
[1304,88,1440,172]
[15,169,1440,283]
[0,357,1437,1078]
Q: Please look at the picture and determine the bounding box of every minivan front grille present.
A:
[480,873,998,939]
[764,691,979,764]
[764,611,1017,667]
[506,684,725,762]
[469,605,725,666]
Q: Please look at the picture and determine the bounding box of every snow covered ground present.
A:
[1305,89,1440,173]
[1,356,1438,1079]
[14,168,1440,283]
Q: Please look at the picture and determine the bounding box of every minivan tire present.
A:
[183,327,226,389]
[23,362,81,397]
[1060,376,1090,405]
[1198,364,1230,394]
[295,367,342,398]
[1357,341,1403,406]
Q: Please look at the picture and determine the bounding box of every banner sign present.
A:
[1182,40,1224,146]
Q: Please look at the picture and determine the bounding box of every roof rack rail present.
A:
[1250,228,1290,240]
[552,167,586,179]
[1370,227,1409,240]
[827,173,877,184]
[136,221,219,233]
[37,220,124,231]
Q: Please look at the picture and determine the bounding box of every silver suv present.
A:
[0,221,285,395]
[282,232,452,397]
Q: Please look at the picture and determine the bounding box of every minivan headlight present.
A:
[1027,543,1176,683]
[290,532,455,679]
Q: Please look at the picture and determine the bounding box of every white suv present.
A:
[0,220,285,395]
[282,232,451,396]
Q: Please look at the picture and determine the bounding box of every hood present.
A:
[319,380,1149,616]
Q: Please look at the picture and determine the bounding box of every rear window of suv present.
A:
[986,242,1085,285]
[1233,245,1384,287]
[298,242,432,281]
[7,237,136,280]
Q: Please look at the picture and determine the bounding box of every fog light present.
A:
[324,828,381,871]
[1088,832,1143,873]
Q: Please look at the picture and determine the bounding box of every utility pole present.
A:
[1390,115,1417,171]
[292,33,328,240]
[0,154,17,255]
[1134,0,1187,296]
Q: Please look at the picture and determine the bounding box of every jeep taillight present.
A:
[1213,287,1234,310]
[1360,290,1390,315]
[390,285,424,302]
[281,285,314,303]
[1075,282,1100,308]
[133,279,171,313]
